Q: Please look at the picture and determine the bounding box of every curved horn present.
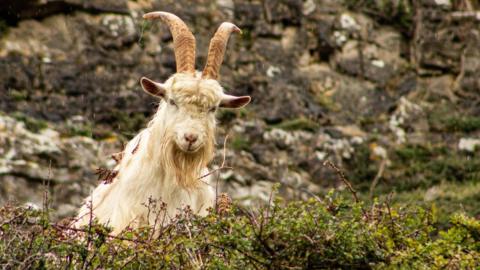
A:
[202,22,241,80]
[143,11,196,74]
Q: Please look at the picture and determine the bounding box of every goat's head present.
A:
[140,12,250,154]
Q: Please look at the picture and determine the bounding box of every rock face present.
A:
[0,0,479,217]
[0,114,105,217]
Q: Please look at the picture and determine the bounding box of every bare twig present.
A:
[214,133,231,210]
[42,160,53,219]
[199,134,232,180]
[323,160,359,203]
[52,224,151,245]
[81,199,95,270]
[385,192,398,247]
[357,37,365,79]
[369,159,387,200]
[323,160,369,219]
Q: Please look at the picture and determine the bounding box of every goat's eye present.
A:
[169,99,177,107]
[208,107,217,113]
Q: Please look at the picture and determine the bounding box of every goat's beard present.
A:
[155,133,215,189]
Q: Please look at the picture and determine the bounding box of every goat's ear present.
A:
[220,94,251,108]
[140,77,166,98]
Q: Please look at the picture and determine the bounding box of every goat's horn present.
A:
[143,11,196,74]
[202,22,241,80]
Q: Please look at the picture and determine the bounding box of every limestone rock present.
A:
[0,115,104,217]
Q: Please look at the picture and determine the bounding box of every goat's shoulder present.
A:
[113,128,151,171]
[125,128,150,153]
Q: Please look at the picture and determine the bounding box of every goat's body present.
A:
[75,110,215,234]
[74,12,249,235]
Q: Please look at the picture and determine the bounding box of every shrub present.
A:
[0,191,478,269]
[392,145,480,191]
[273,118,319,132]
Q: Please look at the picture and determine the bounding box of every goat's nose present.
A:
[184,133,198,144]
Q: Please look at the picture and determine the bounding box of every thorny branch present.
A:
[52,224,151,245]
[323,160,369,219]
[323,160,360,203]
[385,192,399,247]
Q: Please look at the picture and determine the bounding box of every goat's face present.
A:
[140,12,250,155]
[141,73,250,153]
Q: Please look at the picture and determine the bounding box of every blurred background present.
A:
[0,0,479,223]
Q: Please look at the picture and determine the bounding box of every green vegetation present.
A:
[375,181,480,225]
[8,89,29,102]
[111,111,147,139]
[0,19,8,37]
[441,116,480,133]
[428,104,480,133]
[347,143,480,193]
[137,20,152,49]
[0,191,478,269]
[392,144,480,191]
[273,117,319,132]
[218,107,250,123]
[239,28,254,49]
[315,92,341,112]
[231,135,251,151]
[345,143,379,190]
[64,123,94,138]
[11,112,49,133]
[217,109,238,122]
[344,142,480,224]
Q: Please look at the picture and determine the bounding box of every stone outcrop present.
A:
[0,0,479,217]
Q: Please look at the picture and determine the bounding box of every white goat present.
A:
[74,12,250,234]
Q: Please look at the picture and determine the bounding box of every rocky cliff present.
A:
[0,0,479,220]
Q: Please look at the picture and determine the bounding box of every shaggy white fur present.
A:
[74,73,248,235]
[74,11,250,235]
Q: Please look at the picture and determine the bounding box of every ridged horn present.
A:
[202,22,241,80]
[143,11,196,74]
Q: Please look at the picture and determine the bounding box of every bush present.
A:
[0,191,479,269]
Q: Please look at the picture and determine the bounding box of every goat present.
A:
[74,12,250,235]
